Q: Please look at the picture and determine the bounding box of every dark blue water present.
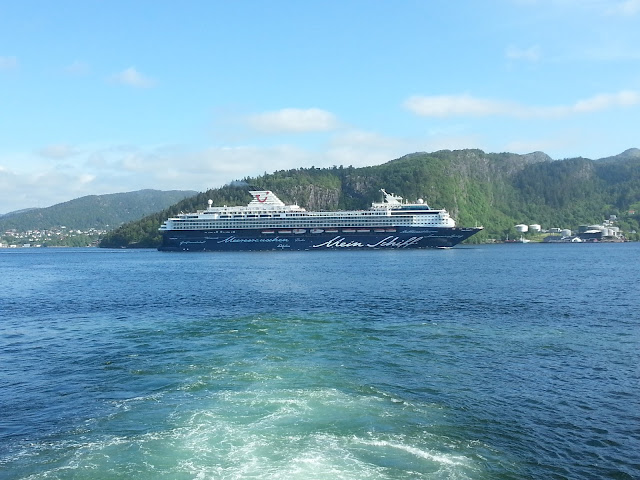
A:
[1,245,639,479]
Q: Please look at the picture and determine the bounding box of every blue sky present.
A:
[1,0,639,213]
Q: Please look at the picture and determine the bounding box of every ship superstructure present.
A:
[158,189,482,251]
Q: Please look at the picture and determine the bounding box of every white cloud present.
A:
[404,90,640,118]
[607,0,640,15]
[322,130,407,167]
[506,45,541,62]
[404,94,517,117]
[582,43,640,61]
[572,90,640,112]
[78,173,96,184]
[330,129,402,149]
[247,108,338,133]
[502,133,580,155]
[109,67,156,88]
[64,60,90,76]
[0,56,18,70]
[0,165,98,213]
[0,132,409,212]
[37,144,79,159]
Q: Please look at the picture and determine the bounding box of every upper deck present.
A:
[159,189,456,231]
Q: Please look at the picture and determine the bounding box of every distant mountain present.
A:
[596,148,640,163]
[0,207,39,219]
[99,148,640,248]
[0,189,197,232]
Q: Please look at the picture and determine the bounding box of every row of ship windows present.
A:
[176,219,399,225]
[203,212,390,218]
[171,220,446,228]
[174,215,445,225]
[208,214,390,219]
[189,211,441,219]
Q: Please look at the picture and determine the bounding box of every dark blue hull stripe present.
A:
[158,227,482,251]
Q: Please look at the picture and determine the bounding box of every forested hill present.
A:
[0,189,196,231]
[99,148,640,248]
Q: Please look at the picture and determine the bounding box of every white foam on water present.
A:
[151,386,481,479]
[354,437,472,467]
[7,381,482,479]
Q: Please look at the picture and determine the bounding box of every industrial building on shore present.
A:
[513,216,626,243]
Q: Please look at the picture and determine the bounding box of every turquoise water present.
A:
[1,245,639,479]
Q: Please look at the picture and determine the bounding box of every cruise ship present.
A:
[158,189,483,251]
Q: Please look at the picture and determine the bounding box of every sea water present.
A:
[1,244,638,479]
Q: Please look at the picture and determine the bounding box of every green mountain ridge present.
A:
[595,147,640,163]
[99,148,640,248]
[0,189,197,232]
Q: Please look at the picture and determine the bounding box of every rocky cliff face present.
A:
[287,185,341,211]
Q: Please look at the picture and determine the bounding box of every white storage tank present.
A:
[515,224,529,233]
[561,229,572,237]
[529,224,541,232]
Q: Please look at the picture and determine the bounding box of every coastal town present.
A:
[0,226,107,248]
